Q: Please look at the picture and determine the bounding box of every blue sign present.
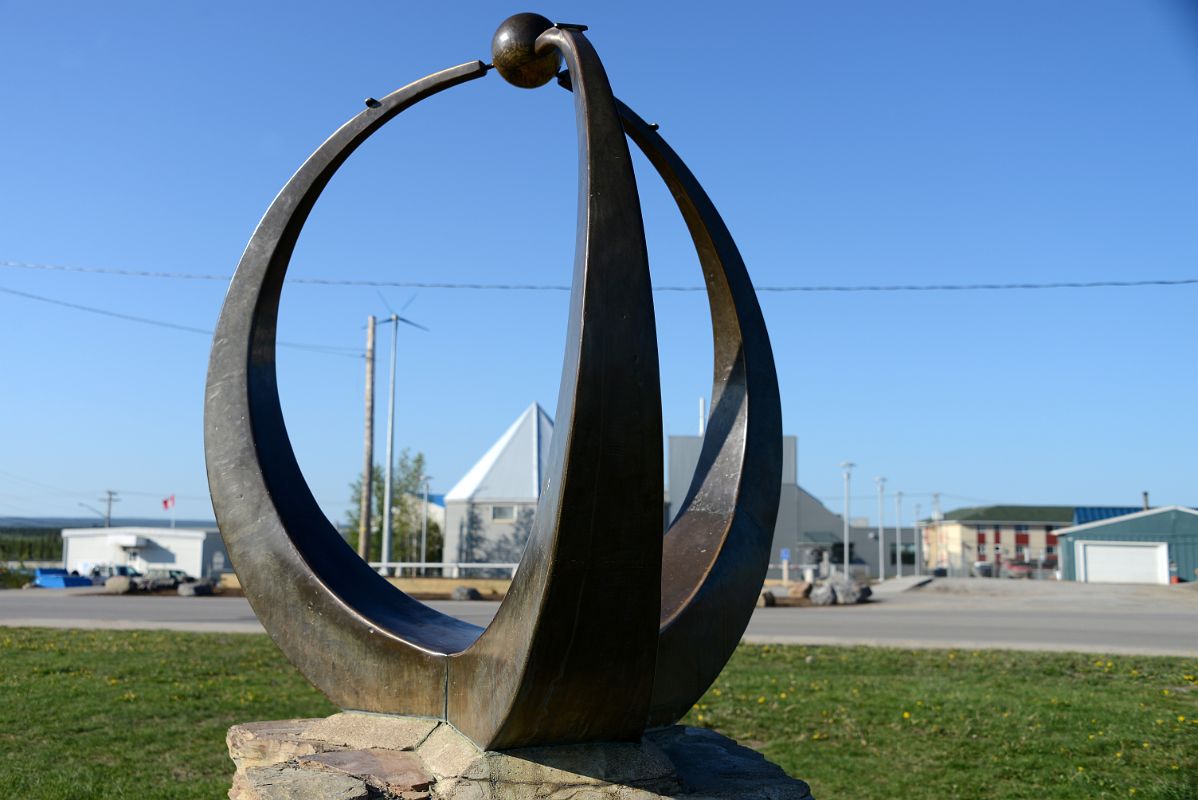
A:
[780,548,791,562]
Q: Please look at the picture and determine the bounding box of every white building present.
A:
[61,527,231,579]
[441,403,553,575]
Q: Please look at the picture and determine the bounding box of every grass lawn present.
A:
[0,629,1193,799]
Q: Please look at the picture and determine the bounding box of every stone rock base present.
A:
[227,713,813,800]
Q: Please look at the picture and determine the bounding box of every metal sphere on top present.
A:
[491,12,561,88]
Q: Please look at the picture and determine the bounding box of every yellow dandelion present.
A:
[1115,751,1122,759]
[1142,742,1150,748]
[757,696,765,704]
[1076,766,1084,772]
[1178,715,1186,723]
[779,692,788,700]
[902,711,911,720]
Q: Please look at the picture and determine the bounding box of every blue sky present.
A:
[1,1,1195,529]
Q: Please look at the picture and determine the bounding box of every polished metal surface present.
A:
[615,99,782,728]
[491,12,561,89]
[205,15,780,750]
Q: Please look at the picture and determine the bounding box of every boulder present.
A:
[226,715,814,800]
[786,581,812,599]
[450,586,482,601]
[829,580,872,605]
[808,583,835,606]
[104,576,133,594]
[178,581,214,597]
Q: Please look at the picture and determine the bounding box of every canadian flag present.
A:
[162,495,176,510]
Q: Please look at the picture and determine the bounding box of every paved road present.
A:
[1,580,1195,657]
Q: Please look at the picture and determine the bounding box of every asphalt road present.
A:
[1,579,1195,657]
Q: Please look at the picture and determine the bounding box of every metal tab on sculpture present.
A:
[204,13,782,751]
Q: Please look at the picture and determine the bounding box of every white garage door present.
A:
[1077,541,1168,585]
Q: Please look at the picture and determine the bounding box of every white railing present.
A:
[368,561,520,578]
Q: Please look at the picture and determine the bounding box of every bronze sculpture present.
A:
[204,13,781,750]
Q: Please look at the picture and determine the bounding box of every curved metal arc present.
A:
[615,101,783,726]
[205,61,489,720]
[445,25,663,750]
[553,70,781,726]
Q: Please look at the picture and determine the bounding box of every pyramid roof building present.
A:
[445,403,554,503]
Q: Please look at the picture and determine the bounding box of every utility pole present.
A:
[358,315,376,561]
[101,490,119,528]
[895,491,904,578]
[381,313,399,576]
[875,477,886,581]
[840,461,855,578]
[914,502,922,576]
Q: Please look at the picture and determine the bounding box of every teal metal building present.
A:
[1057,506,1198,584]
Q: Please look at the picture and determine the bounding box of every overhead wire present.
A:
[3,259,1196,293]
[0,285,361,358]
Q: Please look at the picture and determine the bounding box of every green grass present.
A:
[0,628,335,799]
[683,645,1198,800]
[0,630,1195,799]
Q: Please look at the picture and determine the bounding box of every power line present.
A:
[4,259,1196,293]
[0,284,361,358]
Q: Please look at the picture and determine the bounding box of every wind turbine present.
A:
[377,293,428,576]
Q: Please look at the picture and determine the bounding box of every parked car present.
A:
[143,569,193,590]
[87,564,146,589]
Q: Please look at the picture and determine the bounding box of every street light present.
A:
[840,461,855,578]
[420,476,433,576]
[895,491,904,578]
[875,477,886,581]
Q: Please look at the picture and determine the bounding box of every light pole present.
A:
[875,477,886,581]
[840,461,855,578]
[420,476,432,575]
[896,491,904,577]
[913,499,922,576]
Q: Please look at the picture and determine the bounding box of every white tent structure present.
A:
[442,403,553,575]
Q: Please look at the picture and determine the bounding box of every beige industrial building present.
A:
[920,506,1072,576]
[920,505,1141,576]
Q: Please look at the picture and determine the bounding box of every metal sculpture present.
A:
[204,13,781,750]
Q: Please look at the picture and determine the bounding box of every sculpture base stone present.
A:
[227,713,813,800]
